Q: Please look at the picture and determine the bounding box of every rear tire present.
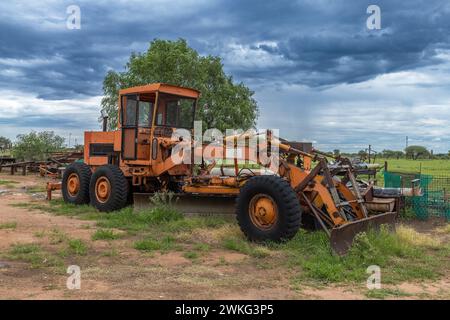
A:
[89,165,129,212]
[62,162,91,205]
[236,175,302,242]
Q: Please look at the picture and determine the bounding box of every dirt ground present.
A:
[0,172,448,300]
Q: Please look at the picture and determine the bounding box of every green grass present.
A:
[193,243,210,252]
[101,248,119,257]
[12,200,100,219]
[222,237,271,258]
[0,180,19,186]
[183,251,199,260]
[378,158,450,175]
[134,236,178,252]
[26,186,47,193]
[9,243,40,255]
[16,199,230,240]
[273,227,450,284]
[95,206,184,232]
[34,230,46,238]
[91,229,122,241]
[12,193,449,287]
[375,158,450,185]
[0,179,19,189]
[48,229,68,244]
[365,288,411,299]
[5,243,63,269]
[67,239,88,256]
[0,222,17,229]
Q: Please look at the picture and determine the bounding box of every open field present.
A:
[0,172,449,300]
[377,158,450,175]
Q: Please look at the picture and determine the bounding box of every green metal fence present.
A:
[384,171,450,220]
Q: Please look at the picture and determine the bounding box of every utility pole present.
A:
[406,136,408,149]
[68,133,72,149]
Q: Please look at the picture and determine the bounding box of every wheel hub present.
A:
[95,177,111,203]
[67,173,80,197]
[249,194,278,230]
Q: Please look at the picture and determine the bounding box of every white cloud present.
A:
[255,56,450,153]
[0,89,102,144]
[223,41,293,69]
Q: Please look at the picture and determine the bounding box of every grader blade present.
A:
[133,193,236,216]
[330,212,397,256]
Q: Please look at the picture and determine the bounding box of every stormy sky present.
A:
[0,0,450,152]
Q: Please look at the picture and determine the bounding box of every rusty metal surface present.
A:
[133,193,237,216]
[365,198,396,212]
[330,212,396,256]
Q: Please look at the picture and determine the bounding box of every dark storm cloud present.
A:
[1,0,450,151]
[0,0,449,99]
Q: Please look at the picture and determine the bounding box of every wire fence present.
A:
[384,171,450,220]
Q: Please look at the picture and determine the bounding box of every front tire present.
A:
[62,162,91,205]
[236,175,302,242]
[89,165,129,212]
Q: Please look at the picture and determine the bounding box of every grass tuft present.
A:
[91,229,122,241]
[6,243,63,269]
[68,239,88,256]
[49,229,68,244]
[183,251,199,260]
[222,237,271,258]
[365,288,411,299]
[397,225,440,248]
[134,236,177,252]
[436,224,450,234]
[0,180,19,188]
[0,222,17,230]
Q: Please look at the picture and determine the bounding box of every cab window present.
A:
[156,94,196,129]
[138,101,153,127]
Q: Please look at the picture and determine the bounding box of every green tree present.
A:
[393,151,404,159]
[0,136,12,152]
[101,38,259,132]
[358,150,368,160]
[12,131,65,161]
[405,145,429,160]
[333,149,340,157]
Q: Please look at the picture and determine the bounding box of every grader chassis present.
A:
[62,83,396,255]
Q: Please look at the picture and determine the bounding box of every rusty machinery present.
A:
[61,83,397,254]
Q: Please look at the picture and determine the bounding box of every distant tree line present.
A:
[339,145,450,160]
[0,131,72,161]
[0,136,12,152]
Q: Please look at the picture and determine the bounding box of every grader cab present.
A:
[62,83,397,255]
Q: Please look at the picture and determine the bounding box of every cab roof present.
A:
[119,83,200,99]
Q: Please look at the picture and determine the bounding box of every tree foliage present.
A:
[0,136,12,152]
[405,145,430,160]
[101,39,259,132]
[12,131,65,161]
[381,149,404,159]
[357,150,368,160]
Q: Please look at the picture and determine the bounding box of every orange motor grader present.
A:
[62,83,396,254]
